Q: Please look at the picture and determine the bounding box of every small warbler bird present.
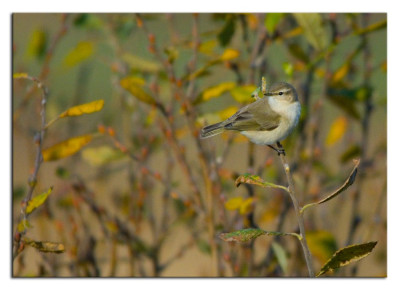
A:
[200,82,301,155]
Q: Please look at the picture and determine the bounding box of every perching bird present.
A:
[200,82,301,155]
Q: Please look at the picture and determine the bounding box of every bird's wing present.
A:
[224,98,281,131]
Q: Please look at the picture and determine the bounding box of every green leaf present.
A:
[219,228,266,242]
[42,134,93,161]
[271,242,288,275]
[301,159,360,213]
[23,237,65,254]
[293,13,329,51]
[120,76,157,106]
[218,15,236,47]
[235,174,288,191]
[316,241,377,277]
[63,41,94,67]
[264,13,284,34]
[26,187,53,215]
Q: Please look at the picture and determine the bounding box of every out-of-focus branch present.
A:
[14,14,68,123]
[135,13,204,211]
[346,14,374,276]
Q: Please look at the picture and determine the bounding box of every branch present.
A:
[277,151,315,277]
[13,75,49,259]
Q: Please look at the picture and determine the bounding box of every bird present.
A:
[200,82,301,155]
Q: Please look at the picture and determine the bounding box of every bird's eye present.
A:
[279,92,283,96]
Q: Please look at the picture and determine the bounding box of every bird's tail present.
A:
[200,121,226,139]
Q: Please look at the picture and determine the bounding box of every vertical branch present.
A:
[277,150,315,277]
[13,75,49,260]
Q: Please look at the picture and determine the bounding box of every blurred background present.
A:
[12,13,387,277]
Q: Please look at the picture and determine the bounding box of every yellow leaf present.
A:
[42,134,93,161]
[325,116,348,146]
[120,76,157,105]
[260,195,283,223]
[64,41,94,67]
[17,219,32,233]
[332,63,350,83]
[239,197,255,215]
[198,39,217,55]
[246,14,259,30]
[27,29,47,59]
[59,100,104,118]
[82,145,123,166]
[203,82,236,101]
[175,127,189,139]
[26,187,53,215]
[196,82,236,104]
[122,53,162,73]
[225,197,244,211]
[105,221,119,233]
[13,72,28,79]
[230,85,258,103]
[23,238,65,254]
[218,106,239,120]
[220,48,240,61]
[145,107,158,126]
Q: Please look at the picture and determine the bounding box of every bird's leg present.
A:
[276,141,286,156]
[267,144,285,156]
[268,142,286,156]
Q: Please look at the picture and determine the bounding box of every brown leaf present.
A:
[23,237,65,254]
[301,159,360,213]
